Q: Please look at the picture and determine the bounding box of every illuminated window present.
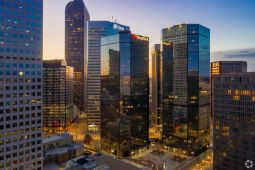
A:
[191,96,197,100]
[232,95,240,101]
[19,71,24,76]
[234,90,239,95]
[227,90,232,95]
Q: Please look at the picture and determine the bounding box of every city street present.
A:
[68,115,87,142]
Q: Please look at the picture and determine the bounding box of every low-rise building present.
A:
[43,133,84,164]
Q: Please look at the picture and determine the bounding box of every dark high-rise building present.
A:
[210,61,247,77]
[100,31,149,157]
[213,72,255,170]
[65,0,90,112]
[160,42,174,139]
[161,24,210,155]
[86,21,129,132]
[0,0,43,169]
[43,60,74,134]
[210,61,247,117]
[151,44,161,138]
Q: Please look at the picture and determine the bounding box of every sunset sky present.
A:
[43,0,255,70]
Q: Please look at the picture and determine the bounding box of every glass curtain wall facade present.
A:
[0,0,43,169]
[160,42,174,139]
[100,31,149,157]
[86,21,129,131]
[161,24,210,155]
[43,60,74,134]
[65,0,90,112]
[151,44,161,137]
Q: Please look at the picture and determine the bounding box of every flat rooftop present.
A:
[45,142,82,156]
[93,154,141,170]
[43,162,62,170]
[43,133,72,144]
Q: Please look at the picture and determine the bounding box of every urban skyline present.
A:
[44,0,255,62]
[1,0,255,170]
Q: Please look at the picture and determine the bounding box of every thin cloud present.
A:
[211,48,255,71]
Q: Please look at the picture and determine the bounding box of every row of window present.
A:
[0,78,41,83]
[0,70,41,76]
[0,119,41,130]
[1,83,41,88]
[0,113,41,122]
[0,106,41,114]
[0,92,41,99]
[0,55,41,61]
[0,127,42,138]
[0,99,41,107]
[0,48,41,55]
[0,160,42,170]
[0,62,41,68]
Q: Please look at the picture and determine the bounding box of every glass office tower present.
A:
[151,44,161,138]
[86,21,129,131]
[0,0,43,169]
[65,0,90,112]
[151,44,161,130]
[43,60,74,134]
[160,42,174,139]
[101,31,149,157]
[161,24,210,155]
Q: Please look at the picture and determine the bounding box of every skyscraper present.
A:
[43,60,74,134]
[210,61,247,77]
[151,44,161,138]
[86,21,129,132]
[210,61,247,117]
[160,42,174,140]
[65,0,90,112]
[100,31,149,157]
[213,72,255,170]
[0,0,43,169]
[161,24,210,155]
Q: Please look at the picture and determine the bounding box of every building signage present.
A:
[113,23,125,31]
[131,34,149,41]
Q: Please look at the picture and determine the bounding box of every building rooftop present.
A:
[45,142,83,156]
[43,133,72,144]
[43,162,62,170]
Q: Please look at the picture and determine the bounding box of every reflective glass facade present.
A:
[161,24,210,155]
[86,21,129,131]
[0,0,43,169]
[151,44,161,138]
[43,60,74,134]
[65,0,90,112]
[160,42,174,139]
[101,31,149,157]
